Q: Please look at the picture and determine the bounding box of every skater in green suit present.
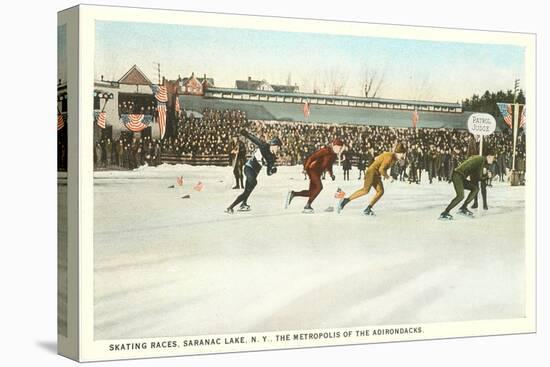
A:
[440,147,496,220]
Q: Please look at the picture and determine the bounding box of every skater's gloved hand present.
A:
[330,174,336,181]
[269,166,277,175]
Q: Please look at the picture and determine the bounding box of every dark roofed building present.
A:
[271,84,299,93]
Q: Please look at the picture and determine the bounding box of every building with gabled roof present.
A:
[118,64,152,86]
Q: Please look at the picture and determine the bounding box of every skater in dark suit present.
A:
[439,147,496,220]
[225,130,281,214]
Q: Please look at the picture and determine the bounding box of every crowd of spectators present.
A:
[92,108,527,184]
[94,135,162,170]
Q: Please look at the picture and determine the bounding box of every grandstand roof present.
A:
[206,87,461,109]
[179,95,507,131]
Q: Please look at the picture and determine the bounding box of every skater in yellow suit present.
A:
[337,143,406,215]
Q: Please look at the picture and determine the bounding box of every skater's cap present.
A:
[394,142,406,153]
[332,138,344,146]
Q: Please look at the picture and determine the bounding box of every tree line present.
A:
[462,89,526,125]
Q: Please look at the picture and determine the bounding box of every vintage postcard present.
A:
[58,4,536,362]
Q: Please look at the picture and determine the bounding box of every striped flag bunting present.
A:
[496,103,513,128]
[120,114,153,132]
[520,106,526,128]
[303,101,310,118]
[57,113,65,131]
[152,85,168,103]
[193,181,204,192]
[94,111,106,129]
[412,109,419,129]
[157,103,167,139]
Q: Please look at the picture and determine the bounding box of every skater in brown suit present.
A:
[286,138,344,213]
[337,143,406,216]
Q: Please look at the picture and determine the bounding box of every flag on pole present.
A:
[94,111,106,129]
[496,103,513,128]
[303,101,310,118]
[193,181,204,192]
[57,113,65,131]
[520,106,526,128]
[412,109,419,129]
[152,85,168,103]
[157,103,167,139]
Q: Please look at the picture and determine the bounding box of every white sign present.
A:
[467,113,496,136]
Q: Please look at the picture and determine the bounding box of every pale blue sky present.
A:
[58,24,67,83]
[94,20,525,102]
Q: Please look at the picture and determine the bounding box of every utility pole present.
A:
[153,62,161,84]
[511,79,521,185]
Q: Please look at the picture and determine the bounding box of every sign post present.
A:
[467,113,496,155]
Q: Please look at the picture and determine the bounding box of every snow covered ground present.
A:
[93,164,526,340]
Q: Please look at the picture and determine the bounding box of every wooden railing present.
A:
[161,153,231,166]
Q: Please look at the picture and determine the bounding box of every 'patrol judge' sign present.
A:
[467,113,496,136]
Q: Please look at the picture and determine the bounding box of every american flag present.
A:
[193,181,204,192]
[520,106,526,128]
[303,101,310,118]
[157,103,167,139]
[176,176,184,186]
[121,114,149,132]
[57,113,65,131]
[152,85,168,103]
[412,109,419,129]
[94,111,106,129]
[497,103,513,128]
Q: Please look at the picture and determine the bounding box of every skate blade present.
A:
[336,199,343,214]
[302,210,314,214]
[458,212,474,218]
[284,191,292,209]
[438,216,453,221]
[362,212,375,217]
[237,208,251,212]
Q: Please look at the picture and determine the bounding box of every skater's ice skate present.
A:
[337,198,350,214]
[439,211,453,220]
[224,208,234,214]
[285,191,295,209]
[238,204,251,212]
[363,206,375,216]
[302,204,314,214]
[458,207,474,217]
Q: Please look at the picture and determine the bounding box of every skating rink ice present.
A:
[93,164,526,340]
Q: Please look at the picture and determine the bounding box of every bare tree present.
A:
[363,66,386,98]
[324,67,348,96]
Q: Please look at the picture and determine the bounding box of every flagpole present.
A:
[512,103,519,171]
